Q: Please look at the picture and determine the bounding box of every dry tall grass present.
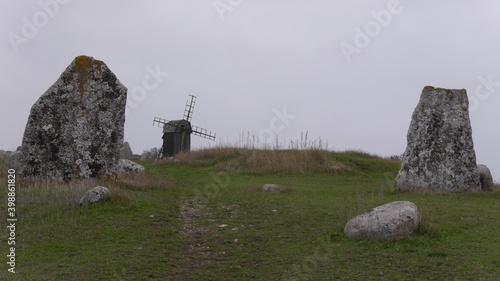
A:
[0,165,169,224]
[158,147,351,175]
[237,149,336,174]
[168,147,241,164]
[0,176,93,222]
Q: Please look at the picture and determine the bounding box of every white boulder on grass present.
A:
[344,201,419,239]
[262,184,285,193]
[113,159,145,174]
[477,164,493,192]
[79,186,110,207]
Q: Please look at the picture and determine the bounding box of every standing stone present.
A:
[19,55,127,181]
[120,141,134,159]
[477,164,493,191]
[396,86,481,192]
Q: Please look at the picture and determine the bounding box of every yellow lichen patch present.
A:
[444,89,454,100]
[73,55,106,104]
[74,56,91,103]
[422,86,435,93]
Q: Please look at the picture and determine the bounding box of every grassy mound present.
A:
[0,148,498,280]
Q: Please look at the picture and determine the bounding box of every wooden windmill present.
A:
[153,95,216,158]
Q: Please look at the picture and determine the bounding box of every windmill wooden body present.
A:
[153,95,216,158]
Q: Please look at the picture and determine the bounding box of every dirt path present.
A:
[170,196,218,279]
[178,197,214,264]
[172,196,246,279]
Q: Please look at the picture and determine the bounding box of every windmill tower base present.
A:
[162,131,191,157]
[161,119,192,157]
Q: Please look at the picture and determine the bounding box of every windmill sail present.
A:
[183,95,196,122]
[192,125,216,140]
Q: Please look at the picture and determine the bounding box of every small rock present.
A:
[262,184,285,193]
[218,224,228,228]
[271,209,278,213]
[79,186,111,207]
[149,215,155,218]
[344,201,419,239]
[231,227,239,231]
[477,164,493,191]
[4,151,21,171]
[114,159,145,174]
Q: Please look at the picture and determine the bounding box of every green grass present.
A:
[1,149,499,280]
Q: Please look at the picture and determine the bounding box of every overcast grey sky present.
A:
[1,1,499,181]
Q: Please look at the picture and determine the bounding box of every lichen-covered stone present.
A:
[114,159,145,174]
[344,201,419,239]
[396,86,481,192]
[79,186,111,207]
[477,164,493,192]
[19,55,127,181]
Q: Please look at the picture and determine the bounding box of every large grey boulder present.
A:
[477,164,493,191]
[19,55,127,181]
[344,201,419,239]
[79,186,111,207]
[396,86,481,192]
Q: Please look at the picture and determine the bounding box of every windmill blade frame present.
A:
[192,125,216,140]
[183,94,196,122]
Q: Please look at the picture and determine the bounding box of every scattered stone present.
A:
[396,86,481,192]
[19,55,127,181]
[271,209,279,213]
[79,186,111,207]
[344,201,419,239]
[218,224,228,228]
[140,147,161,161]
[4,151,21,171]
[113,159,145,174]
[149,215,155,218]
[120,141,134,159]
[262,184,285,193]
[477,164,493,191]
[231,227,239,231]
